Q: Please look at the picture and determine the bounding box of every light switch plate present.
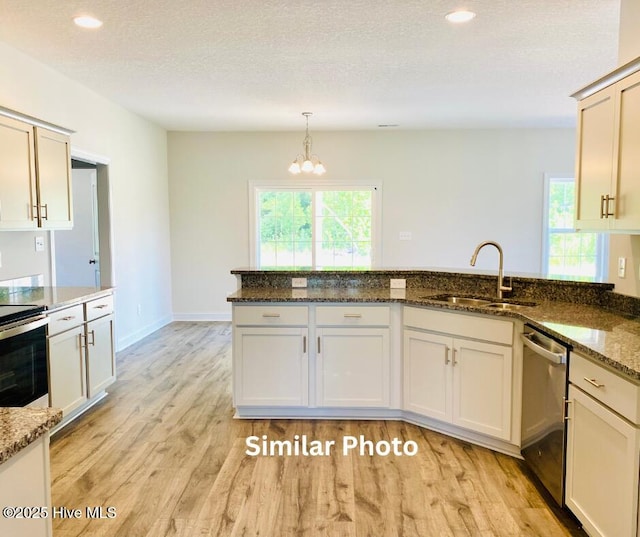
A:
[390,278,406,289]
[292,277,307,288]
[35,236,45,252]
[618,257,627,278]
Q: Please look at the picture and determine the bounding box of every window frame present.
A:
[541,173,608,281]
[248,180,382,269]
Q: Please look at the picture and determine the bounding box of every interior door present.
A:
[54,166,100,286]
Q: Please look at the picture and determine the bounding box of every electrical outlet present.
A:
[390,278,406,289]
[399,231,412,241]
[35,236,45,252]
[618,257,627,278]
[292,277,307,288]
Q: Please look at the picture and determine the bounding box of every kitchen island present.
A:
[0,407,62,537]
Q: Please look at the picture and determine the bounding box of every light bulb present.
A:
[445,10,476,23]
[73,15,103,28]
[288,161,301,174]
[313,162,326,175]
[301,160,314,173]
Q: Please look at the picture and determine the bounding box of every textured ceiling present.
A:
[0,0,621,131]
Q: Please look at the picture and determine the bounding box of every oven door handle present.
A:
[0,315,49,341]
[520,332,566,365]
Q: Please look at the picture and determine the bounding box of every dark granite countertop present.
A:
[0,407,62,465]
[0,286,113,310]
[227,286,640,382]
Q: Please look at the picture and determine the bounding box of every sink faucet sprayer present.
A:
[469,241,513,300]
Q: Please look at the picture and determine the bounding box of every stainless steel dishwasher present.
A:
[520,324,571,506]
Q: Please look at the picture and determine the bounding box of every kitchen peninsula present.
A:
[229,268,640,536]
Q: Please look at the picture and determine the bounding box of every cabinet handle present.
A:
[600,194,615,218]
[94,304,109,309]
[88,330,96,346]
[78,333,86,349]
[317,336,321,354]
[59,315,76,321]
[303,335,307,353]
[564,398,572,421]
[343,313,362,318]
[583,377,604,389]
[452,348,458,366]
[445,346,451,365]
[40,203,48,221]
[605,195,615,218]
[261,313,281,318]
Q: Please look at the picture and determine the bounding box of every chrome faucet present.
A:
[469,241,513,299]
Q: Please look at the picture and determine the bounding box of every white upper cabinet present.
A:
[0,115,38,229]
[574,61,640,232]
[0,111,73,230]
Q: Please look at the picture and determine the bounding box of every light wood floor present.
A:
[50,322,584,537]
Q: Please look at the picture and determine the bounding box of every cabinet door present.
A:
[34,127,72,229]
[234,327,308,406]
[0,436,52,537]
[612,70,640,231]
[86,314,116,398]
[48,325,87,416]
[452,339,513,440]
[403,329,452,421]
[565,385,640,537]
[574,87,616,230]
[0,116,37,230]
[316,328,390,408]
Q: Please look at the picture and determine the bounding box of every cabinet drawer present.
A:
[47,304,84,335]
[234,305,308,326]
[316,305,390,326]
[85,294,114,321]
[403,306,513,345]
[570,353,640,424]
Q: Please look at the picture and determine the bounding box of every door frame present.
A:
[49,148,115,288]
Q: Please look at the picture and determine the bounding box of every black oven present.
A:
[0,305,49,407]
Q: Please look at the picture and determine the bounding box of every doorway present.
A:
[51,152,113,288]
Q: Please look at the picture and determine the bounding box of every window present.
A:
[250,183,380,269]
[542,176,607,281]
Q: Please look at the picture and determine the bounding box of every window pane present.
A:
[545,178,605,282]
[315,190,373,269]
[258,191,312,268]
[257,188,374,269]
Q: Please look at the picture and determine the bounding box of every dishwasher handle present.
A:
[520,332,566,365]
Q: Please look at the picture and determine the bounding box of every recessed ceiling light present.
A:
[445,10,476,23]
[73,15,103,29]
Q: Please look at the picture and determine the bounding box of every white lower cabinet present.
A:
[47,292,115,429]
[403,328,513,440]
[316,327,389,407]
[234,327,308,406]
[0,436,53,537]
[565,354,640,537]
[48,324,87,415]
[86,314,116,397]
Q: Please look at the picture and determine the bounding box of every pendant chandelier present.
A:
[288,112,326,175]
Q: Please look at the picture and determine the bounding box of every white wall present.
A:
[168,129,575,318]
[0,42,172,349]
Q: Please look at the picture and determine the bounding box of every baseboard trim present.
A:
[116,314,173,351]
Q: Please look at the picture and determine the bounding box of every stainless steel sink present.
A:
[482,302,534,310]
[424,294,536,310]
[424,294,493,306]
